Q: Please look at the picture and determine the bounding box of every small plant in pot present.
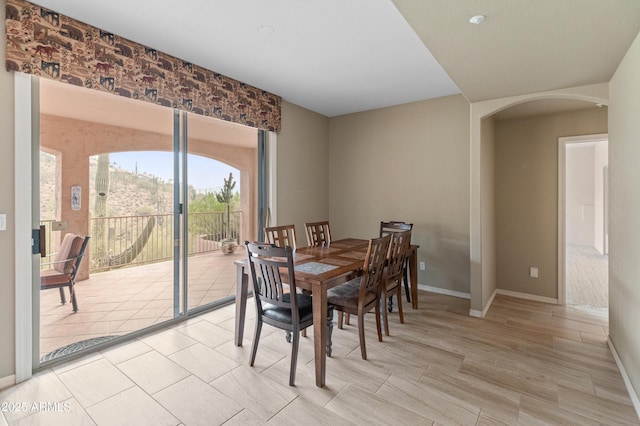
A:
[216,172,238,254]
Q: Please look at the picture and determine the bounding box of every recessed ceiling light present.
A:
[469,15,485,25]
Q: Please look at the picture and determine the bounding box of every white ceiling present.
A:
[30,0,640,118]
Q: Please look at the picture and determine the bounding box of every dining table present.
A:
[234,238,420,387]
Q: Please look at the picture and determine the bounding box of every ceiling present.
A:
[40,78,258,148]
[31,0,640,118]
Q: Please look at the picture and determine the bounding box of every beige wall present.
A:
[0,0,17,381]
[494,108,608,299]
[274,101,330,244]
[609,30,640,402]
[329,95,470,293]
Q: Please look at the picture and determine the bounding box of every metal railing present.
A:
[40,211,242,273]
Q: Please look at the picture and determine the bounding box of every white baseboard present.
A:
[469,288,498,318]
[496,289,558,305]
[607,337,640,421]
[0,374,15,391]
[419,284,470,300]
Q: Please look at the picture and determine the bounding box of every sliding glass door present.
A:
[38,78,181,362]
[36,78,260,365]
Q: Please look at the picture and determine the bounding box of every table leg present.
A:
[312,283,327,387]
[235,263,248,346]
[409,248,419,309]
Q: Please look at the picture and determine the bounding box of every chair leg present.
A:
[388,295,394,312]
[289,328,299,386]
[337,311,344,329]
[396,285,404,324]
[382,294,390,337]
[58,287,67,305]
[345,312,351,325]
[69,283,78,312]
[403,261,411,303]
[326,307,334,357]
[375,298,383,343]
[249,320,263,367]
[357,313,367,360]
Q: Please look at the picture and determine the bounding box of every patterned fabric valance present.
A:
[5,0,281,132]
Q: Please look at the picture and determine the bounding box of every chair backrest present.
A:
[245,241,300,320]
[386,230,411,281]
[264,224,298,251]
[379,221,413,237]
[304,221,332,247]
[54,234,84,274]
[359,234,391,296]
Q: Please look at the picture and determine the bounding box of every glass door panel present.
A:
[38,78,181,363]
[184,112,257,312]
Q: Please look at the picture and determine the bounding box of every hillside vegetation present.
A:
[40,152,237,220]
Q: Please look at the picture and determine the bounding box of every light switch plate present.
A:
[0,214,6,231]
[530,267,539,278]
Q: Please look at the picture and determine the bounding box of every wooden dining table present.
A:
[234,238,420,387]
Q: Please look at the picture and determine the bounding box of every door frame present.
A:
[557,133,608,305]
[15,73,36,382]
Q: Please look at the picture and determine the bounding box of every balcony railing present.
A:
[40,211,242,273]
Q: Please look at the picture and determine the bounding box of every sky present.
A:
[109,151,239,194]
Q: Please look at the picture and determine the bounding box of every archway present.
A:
[469,83,609,317]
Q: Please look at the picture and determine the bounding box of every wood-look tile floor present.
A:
[2,292,638,425]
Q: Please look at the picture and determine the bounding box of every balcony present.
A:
[39,212,244,361]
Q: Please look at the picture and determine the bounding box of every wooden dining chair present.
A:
[40,233,90,312]
[381,229,411,336]
[245,241,315,386]
[327,234,391,360]
[380,221,413,304]
[305,221,332,247]
[264,224,298,250]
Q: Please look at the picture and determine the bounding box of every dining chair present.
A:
[381,229,411,336]
[264,224,298,250]
[379,221,413,304]
[327,234,391,360]
[305,221,332,247]
[245,241,321,386]
[40,233,90,312]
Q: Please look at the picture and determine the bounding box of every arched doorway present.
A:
[469,83,609,317]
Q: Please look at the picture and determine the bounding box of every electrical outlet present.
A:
[0,214,6,231]
[529,267,539,278]
[419,261,426,271]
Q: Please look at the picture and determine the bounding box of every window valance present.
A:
[5,0,281,132]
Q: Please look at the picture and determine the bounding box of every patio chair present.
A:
[40,233,90,312]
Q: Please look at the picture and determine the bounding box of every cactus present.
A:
[93,153,110,265]
[109,216,156,267]
[215,172,236,240]
[93,153,156,269]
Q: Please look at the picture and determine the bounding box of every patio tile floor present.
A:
[40,250,245,359]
